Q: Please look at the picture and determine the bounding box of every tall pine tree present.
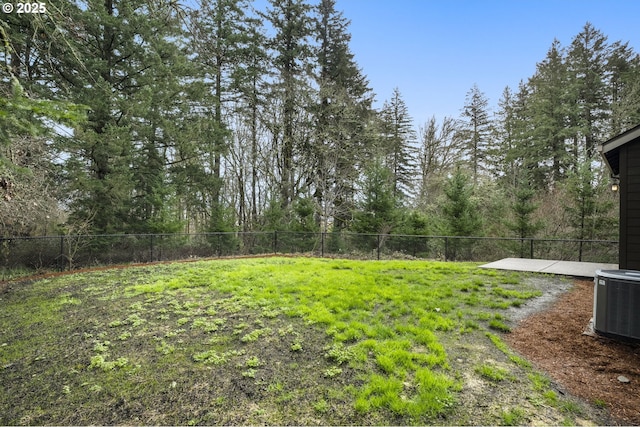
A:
[527,40,572,186]
[311,0,373,231]
[263,0,313,211]
[188,0,260,231]
[608,41,640,135]
[45,0,191,233]
[461,84,491,184]
[566,23,610,161]
[378,87,417,201]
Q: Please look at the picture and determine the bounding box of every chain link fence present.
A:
[0,231,619,279]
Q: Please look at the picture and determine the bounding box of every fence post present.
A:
[59,236,65,271]
[150,234,154,262]
[321,232,325,258]
[579,240,583,262]
[530,238,534,259]
[444,237,448,261]
[273,231,278,254]
[376,234,381,260]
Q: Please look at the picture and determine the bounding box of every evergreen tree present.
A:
[311,0,373,231]
[128,31,193,233]
[1,12,49,97]
[441,167,481,236]
[441,167,481,259]
[262,196,291,232]
[564,161,615,242]
[44,0,191,233]
[189,0,259,231]
[608,41,640,135]
[527,39,572,186]
[493,86,519,188]
[4,6,640,244]
[504,174,544,257]
[506,185,543,239]
[566,23,610,160]
[351,159,398,234]
[461,84,492,184]
[494,81,540,189]
[263,0,313,211]
[291,197,318,232]
[378,87,417,201]
[233,12,269,231]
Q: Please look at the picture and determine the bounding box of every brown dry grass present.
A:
[507,279,640,425]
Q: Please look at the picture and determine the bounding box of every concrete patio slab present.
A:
[480,258,558,272]
[479,257,618,278]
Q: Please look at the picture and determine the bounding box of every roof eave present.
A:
[600,123,640,177]
[601,124,640,155]
[599,146,618,177]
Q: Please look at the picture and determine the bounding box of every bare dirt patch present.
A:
[507,278,640,425]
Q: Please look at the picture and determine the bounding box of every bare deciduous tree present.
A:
[0,136,62,237]
[417,116,464,207]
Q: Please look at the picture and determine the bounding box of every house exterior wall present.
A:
[620,140,640,270]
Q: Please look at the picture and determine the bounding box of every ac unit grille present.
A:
[594,270,640,341]
[606,279,640,338]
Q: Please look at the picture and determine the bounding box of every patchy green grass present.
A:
[475,362,513,383]
[0,257,604,425]
[500,407,527,426]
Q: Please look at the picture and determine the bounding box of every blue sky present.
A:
[335,0,640,126]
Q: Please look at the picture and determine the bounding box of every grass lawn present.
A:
[0,257,601,425]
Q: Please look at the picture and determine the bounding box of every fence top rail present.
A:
[297,232,619,244]
[0,232,619,245]
[0,231,275,241]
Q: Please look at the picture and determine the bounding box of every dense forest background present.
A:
[1,0,639,242]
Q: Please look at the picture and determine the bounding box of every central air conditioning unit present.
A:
[593,269,640,341]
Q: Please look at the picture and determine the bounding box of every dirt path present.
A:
[507,278,640,425]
